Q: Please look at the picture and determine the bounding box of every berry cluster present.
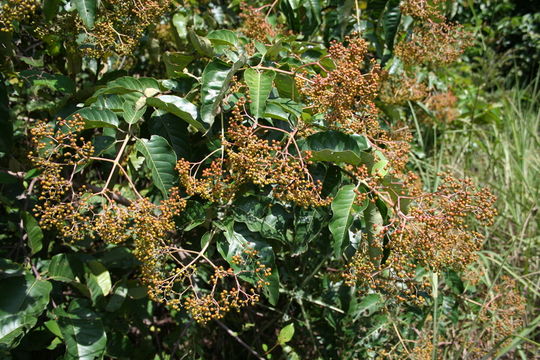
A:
[379,73,428,105]
[400,0,446,21]
[0,0,38,32]
[177,99,331,208]
[424,90,459,123]
[343,173,497,303]
[36,0,173,58]
[300,36,381,132]
[28,115,95,242]
[29,116,272,323]
[239,5,279,43]
[395,21,472,67]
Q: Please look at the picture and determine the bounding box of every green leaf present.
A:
[105,281,128,312]
[233,196,290,243]
[22,212,43,255]
[364,203,385,263]
[121,101,146,124]
[54,306,107,360]
[275,73,300,100]
[148,110,190,159]
[136,135,178,197]
[146,95,202,132]
[163,52,194,78]
[383,0,401,52]
[74,108,119,129]
[0,271,52,347]
[20,70,76,94]
[207,30,238,47]
[278,323,295,345]
[352,294,383,320]
[244,68,276,119]
[300,131,371,165]
[85,260,112,303]
[329,185,361,258]
[47,253,88,284]
[73,0,97,29]
[93,95,125,112]
[89,76,161,104]
[188,30,214,58]
[200,58,245,129]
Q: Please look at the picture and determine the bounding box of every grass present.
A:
[430,74,540,359]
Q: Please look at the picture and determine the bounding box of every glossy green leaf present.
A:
[233,196,290,243]
[146,95,202,132]
[136,135,178,197]
[188,30,214,58]
[148,110,190,159]
[300,131,371,165]
[93,95,125,112]
[121,101,146,124]
[43,0,61,21]
[105,281,128,312]
[74,107,119,129]
[244,68,276,119]
[0,271,52,346]
[47,253,86,283]
[383,0,401,52]
[89,76,161,104]
[85,260,112,302]
[54,306,107,360]
[207,30,238,47]
[200,58,245,129]
[329,185,361,258]
[278,323,295,345]
[20,70,76,94]
[73,0,97,29]
[352,294,383,320]
[21,212,43,255]
[364,203,385,263]
[163,52,194,78]
[275,73,300,100]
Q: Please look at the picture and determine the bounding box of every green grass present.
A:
[433,74,540,359]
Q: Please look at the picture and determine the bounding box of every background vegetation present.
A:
[0,0,538,359]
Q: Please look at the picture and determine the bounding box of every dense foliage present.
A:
[0,1,537,359]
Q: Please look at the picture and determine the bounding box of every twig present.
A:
[215,320,265,360]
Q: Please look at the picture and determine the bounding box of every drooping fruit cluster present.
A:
[300,35,382,133]
[37,0,173,58]
[29,115,272,323]
[239,4,278,43]
[28,115,95,242]
[177,98,331,208]
[400,0,446,21]
[423,90,459,123]
[0,0,38,32]
[343,173,497,302]
[379,73,428,105]
[395,21,472,67]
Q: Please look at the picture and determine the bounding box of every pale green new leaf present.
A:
[278,323,295,345]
